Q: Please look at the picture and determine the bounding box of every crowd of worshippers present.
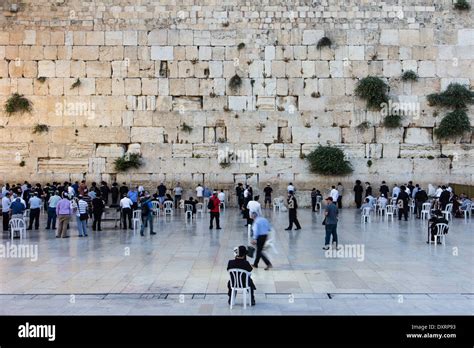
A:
[351,180,472,220]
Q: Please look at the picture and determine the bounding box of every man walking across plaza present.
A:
[285,191,301,231]
[56,193,72,238]
[250,212,273,270]
[140,195,156,236]
[208,191,221,229]
[323,197,340,250]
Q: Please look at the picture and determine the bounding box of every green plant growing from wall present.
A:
[19,160,25,167]
[434,109,472,139]
[181,122,193,133]
[356,121,372,130]
[306,146,353,175]
[32,124,49,134]
[401,70,418,82]
[37,77,47,83]
[383,114,403,128]
[427,83,474,109]
[229,74,242,91]
[316,37,332,49]
[5,93,33,115]
[367,159,373,167]
[237,42,245,50]
[114,153,143,172]
[428,83,473,140]
[355,76,389,110]
[71,78,81,89]
[454,0,471,10]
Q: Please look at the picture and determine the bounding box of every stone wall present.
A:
[0,0,472,205]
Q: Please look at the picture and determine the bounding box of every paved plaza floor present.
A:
[0,207,472,315]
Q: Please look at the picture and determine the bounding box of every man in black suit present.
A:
[227,246,256,306]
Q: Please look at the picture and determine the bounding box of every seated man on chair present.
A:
[227,245,256,306]
[427,210,449,244]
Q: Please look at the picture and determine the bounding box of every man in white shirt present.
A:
[2,192,11,231]
[377,194,388,209]
[218,190,225,204]
[120,195,133,229]
[287,182,295,193]
[330,185,339,202]
[196,184,204,202]
[174,183,183,208]
[446,185,453,193]
[247,196,262,217]
[392,185,400,199]
[435,186,443,198]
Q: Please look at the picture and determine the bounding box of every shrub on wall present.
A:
[316,37,332,49]
[32,124,49,134]
[401,70,418,81]
[5,93,33,115]
[355,76,388,110]
[306,146,353,175]
[434,109,472,139]
[383,115,403,128]
[454,0,471,10]
[427,83,474,109]
[114,153,143,172]
[229,74,242,91]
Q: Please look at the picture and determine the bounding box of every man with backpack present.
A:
[140,195,155,236]
[208,191,221,230]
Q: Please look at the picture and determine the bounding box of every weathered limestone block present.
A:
[400,144,440,158]
[38,158,89,173]
[380,29,399,45]
[72,46,99,60]
[376,127,404,144]
[86,61,111,77]
[38,60,55,77]
[131,127,164,143]
[413,158,450,176]
[404,128,433,144]
[342,127,375,144]
[193,143,218,158]
[458,29,474,45]
[382,143,400,158]
[96,144,125,158]
[302,30,325,45]
[172,143,193,158]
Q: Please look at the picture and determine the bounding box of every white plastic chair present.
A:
[132,210,141,234]
[442,203,453,221]
[378,203,387,217]
[421,203,431,220]
[185,204,193,220]
[361,207,371,223]
[163,201,174,215]
[23,209,30,227]
[463,203,472,220]
[408,199,415,215]
[385,205,395,222]
[203,197,209,212]
[151,201,160,215]
[196,203,204,217]
[272,198,281,212]
[9,218,26,240]
[228,268,252,309]
[429,223,449,246]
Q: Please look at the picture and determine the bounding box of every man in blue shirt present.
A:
[250,212,273,270]
[28,193,42,230]
[127,187,139,209]
[10,197,26,217]
[139,195,156,237]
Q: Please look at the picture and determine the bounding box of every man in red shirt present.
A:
[209,191,221,229]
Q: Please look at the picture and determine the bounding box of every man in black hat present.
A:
[427,210,449,244]
[285,191,301,230]
[227,245,256,306]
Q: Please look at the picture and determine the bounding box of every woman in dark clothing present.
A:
[354,180,364,209]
